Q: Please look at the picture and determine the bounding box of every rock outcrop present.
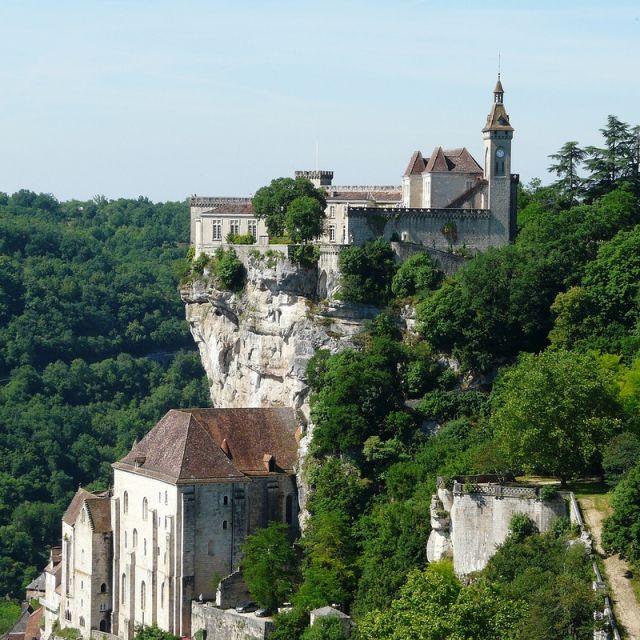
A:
[182,255,378,420]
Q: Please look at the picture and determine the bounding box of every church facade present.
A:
[45,408,301,640]
[190,76,517,257]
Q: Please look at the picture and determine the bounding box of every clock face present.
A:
[496,147,505,159]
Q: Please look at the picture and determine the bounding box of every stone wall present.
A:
[427,482,568,575]
[390,242,468,276]
[347,208,501,252]
[191,602,273,640]
[216,572,251,610]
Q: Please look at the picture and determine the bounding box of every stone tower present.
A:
[483,75,516,242]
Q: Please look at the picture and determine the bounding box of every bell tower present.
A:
[483,75,516,242]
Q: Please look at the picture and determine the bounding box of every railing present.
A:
[452,481,538,500]
[348,206,491,219]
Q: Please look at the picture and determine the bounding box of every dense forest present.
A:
[241,116,640,639]
[0,193,209,597]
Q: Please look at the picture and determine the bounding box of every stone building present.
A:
[50,489,113,637]
[190,76,517,257]
[47,408,300,640]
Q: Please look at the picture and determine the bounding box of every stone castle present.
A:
[41,77,520,640]
[191,76,517,258]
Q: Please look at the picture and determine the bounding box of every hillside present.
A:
[0,192,210,596]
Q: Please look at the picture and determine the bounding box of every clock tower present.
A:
[483,75,516,242]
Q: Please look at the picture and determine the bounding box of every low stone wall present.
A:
[216,571,251,610]
[191,602,273,640]
[390,242,469,276]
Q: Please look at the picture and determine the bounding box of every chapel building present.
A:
[45,408,301,640]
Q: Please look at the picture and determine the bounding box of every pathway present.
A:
[579,496,640,639]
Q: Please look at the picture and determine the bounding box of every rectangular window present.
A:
[329,225,336,243]
[230,219,240,236]
[212,219,222,241]
[329,205,336,218]
[248,219,257,240]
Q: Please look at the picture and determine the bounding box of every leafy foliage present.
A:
[134,624,180,640]
[241,522,297,610]
[491,349,621,483]
[252,177,326,241]
[602,461,640,563]
[391,253,440,298]
[0,192,209,595]
[338,239,396,305]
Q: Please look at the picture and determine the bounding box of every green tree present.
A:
[285,196,325,244]
[338,239,396,305]
[548,141,586,205]
[602,461,640,563]
[300,616,346,640]
[134,624,179,640]
[602,432,640,484]
[241,522,297,611]
[584,115,636,198]
[391,252,440,298]
[252,177,326,239]
[491,349,621,484]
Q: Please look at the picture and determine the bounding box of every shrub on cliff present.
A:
[212,247,245,291]
[338,238,396,305]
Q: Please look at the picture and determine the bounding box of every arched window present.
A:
[133,529,138,547]
[140,581,146,610]
[81,508,86,523]
[121,574,126,603]
[79,617,85,628]
[100,583,107,593]
[99,621,107,632]
[223,496,228,506]
[142,497,148,520]
[123,491,128,514]
[285,495,293,525]
[222,520,228,530]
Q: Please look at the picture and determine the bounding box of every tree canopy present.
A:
[491,349,621,483]
[252,177,326,241]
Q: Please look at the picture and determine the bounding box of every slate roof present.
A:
[202,203,254,215]
[114,408,300,483]
[326,190,401,203]
[62,489,111,532]
[425,147,482,174]
[403,150,426,176]
[25,573,45,592]
[311,606,350,619]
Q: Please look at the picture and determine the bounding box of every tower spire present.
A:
[494,73,504,104]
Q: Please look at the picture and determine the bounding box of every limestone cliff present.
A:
[182,254,378,419]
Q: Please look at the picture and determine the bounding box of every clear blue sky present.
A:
[1,0,639,201]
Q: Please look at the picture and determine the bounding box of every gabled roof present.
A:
[114,408,300,483]
[424,147,482,174]
[483,103,513,132]
[62,489,111,532]
[403,150,426,176]
[26,573,46,592]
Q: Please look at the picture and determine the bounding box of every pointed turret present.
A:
[483,75,513,133]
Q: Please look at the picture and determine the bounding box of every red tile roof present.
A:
[115,408,300,483]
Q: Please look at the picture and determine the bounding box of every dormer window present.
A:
[134,456,146,468]
[263,454,275,472]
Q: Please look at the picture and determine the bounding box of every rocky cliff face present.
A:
[182,255,378,516]
[182,255,378,420]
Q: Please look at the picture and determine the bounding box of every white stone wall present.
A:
[424,172,478,208]
[449,493,566,575]
[112,470,180,639]
[191,602,273,640]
